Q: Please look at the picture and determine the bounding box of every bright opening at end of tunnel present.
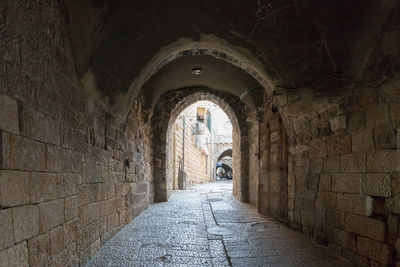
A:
[169,100,233,191]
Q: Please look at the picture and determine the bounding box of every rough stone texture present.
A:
[367,150,400,172]
[362,173,392,197]
[28,234,50,267]
[0,242,28,267]
[0,95,19,134]
[332,174,361,194]
[337,193,373,216]
[0,170,30,207]
[0,209,14,251]
[345,214,386,242]
[88,182,350,266]
[13,205,39,243]
[38,200,64,233]
[357,236,391,265]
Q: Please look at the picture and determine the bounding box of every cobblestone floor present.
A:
[87,181,351,267]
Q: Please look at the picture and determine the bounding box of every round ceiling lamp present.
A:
[191,67,204,75]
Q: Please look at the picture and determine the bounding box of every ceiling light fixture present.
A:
[191,67,203,75]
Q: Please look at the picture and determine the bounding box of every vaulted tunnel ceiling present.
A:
[64,0,399,113]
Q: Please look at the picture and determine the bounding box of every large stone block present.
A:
[323,156,339,173]
[309,139,326,158]
[81,163,102,184]
[318,174,331,192]
[374,125,396,149]
[0,170,30,207]
[31,173,62,203]
[9,136,46,171]
[345,213,386,241]
[337,193,373,216]
[46,145,82,173]
[315,192,337,209]
[0,241,28,267]
[357,236,390,265]
[76,221,99,248]
[340,153,366,173]
[331,174,361,194]
[28,234,50,267]
[38,199,64,233]
[13,205,39,243]
[367,150,400,172]
[0,209,14,250]
[365,104,388,129]
[326,135,351,155]
[352,131,374,153]
[63,219,77,247]
[59,173,78,197]
[65,196,78,221]
[392,172,400,195]
[1,131,10,169]
[49,226,64,256]
[0,94,19,134]
[79,203,100,228]
[100,199,117,217]
[19,105,60,145]
[362,173,391,197]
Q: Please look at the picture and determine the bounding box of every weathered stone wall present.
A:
[0,1,152,265]
[171,118,211,188]
[271,78,400,265]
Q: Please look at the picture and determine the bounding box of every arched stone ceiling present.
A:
[218,149,233,161]
[64,0,399,115]
[142,55,262,110]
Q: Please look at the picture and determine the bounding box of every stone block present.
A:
[1,131,10,169]
[334,229,357,251]
[323,156,339,173]
[392,172,400,195]
[315,192,337,209]
[352,131,374,152]
[100,199,117,217]
[329,115,346,132]
[337,193,373,216]
[76,221,99,248]
[81,163,102,184]
[0,95,19,134]
[0,241,28,267]
[19,105,60,145]
[65,196,78,221]
[326,135,351,155]
[318,174,331,192]
[0,209,14,250]
[362,173,391,197]
[31,173,63,203]
[340,153,366,173]
[331,174,361,193]
[367,150,400,172]
[347,111,365,132]
[300,210,314,227]
[13,205,39,243]
[46,145,82,173]
[374,125,396,149]
[9,135,45,171]
[309,139,326,158]
[38,199,64,233]
[357,236,390,265]
[79,203,100,228]
[0,170,30,207]
[63,219,76,247]
[310,158,323,173]
[59,173,78,197]
[28,234,49,267]
[345,213,385,241]
[326,209,344,228]
[49,226,64,256]
[365,104,388,129]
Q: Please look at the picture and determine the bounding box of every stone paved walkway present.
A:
[87,181,351,267]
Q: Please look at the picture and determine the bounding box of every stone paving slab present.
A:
[87,181,351,267]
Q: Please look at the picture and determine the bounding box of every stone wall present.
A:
[171,117,211,188]
[0,1,152,265]
[274,79,400,265]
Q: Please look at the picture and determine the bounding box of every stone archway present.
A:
[217,148,232,161]
[151,87,251,202]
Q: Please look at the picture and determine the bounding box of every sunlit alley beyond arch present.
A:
[1,1,400,266]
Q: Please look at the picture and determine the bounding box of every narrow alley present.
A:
[88,182,349,267]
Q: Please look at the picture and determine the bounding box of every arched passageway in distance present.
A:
[151,88,250,202]
[217,148,232,161]
[216,163,232,179]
